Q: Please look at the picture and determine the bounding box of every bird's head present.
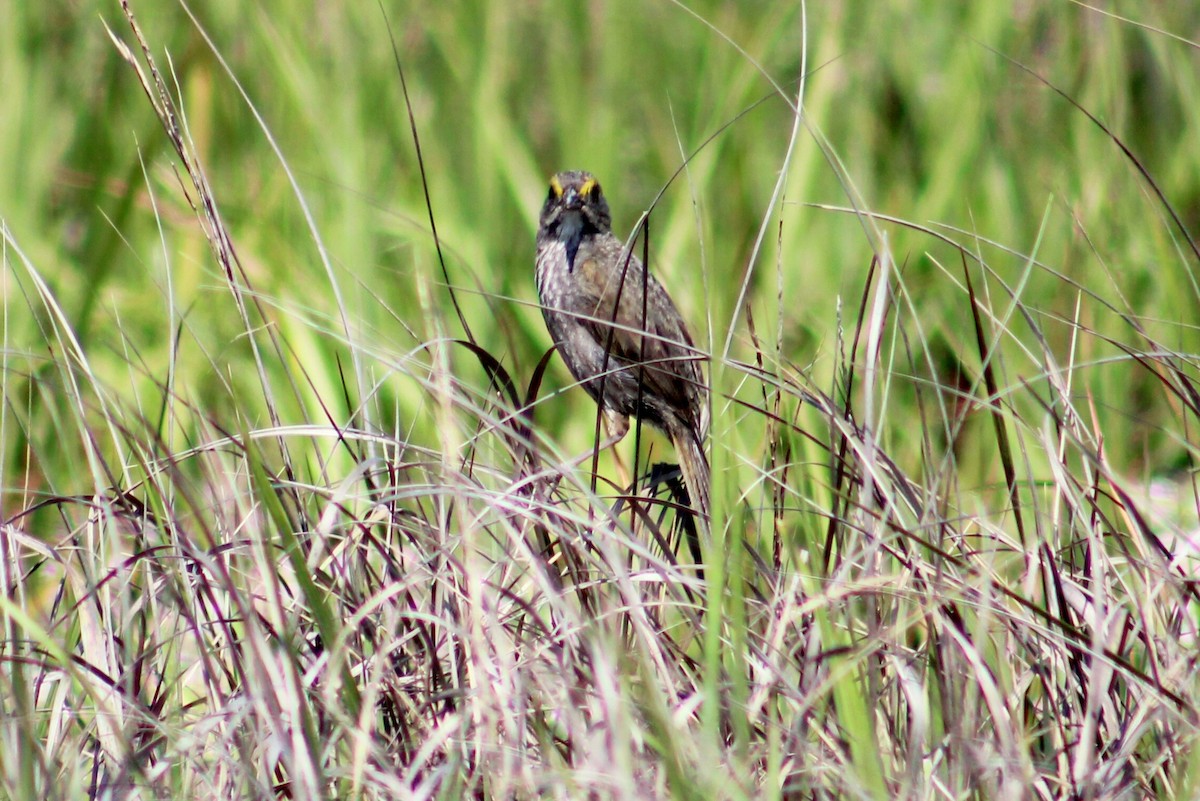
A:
[538,170,613,241]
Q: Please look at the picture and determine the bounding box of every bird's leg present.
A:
[602,410,633,489]
[602,409,630,448]
[565,410,629,470]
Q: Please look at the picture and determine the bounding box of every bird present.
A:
[534,169,710,524]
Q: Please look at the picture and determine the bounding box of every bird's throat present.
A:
[559,213,586,272]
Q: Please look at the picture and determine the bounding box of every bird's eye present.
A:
[548,176,564,200]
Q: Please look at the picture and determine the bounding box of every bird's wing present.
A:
[575,247,705,422]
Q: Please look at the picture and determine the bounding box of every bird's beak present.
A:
[562,187,583,211]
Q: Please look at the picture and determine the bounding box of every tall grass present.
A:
[2,1,1199,799]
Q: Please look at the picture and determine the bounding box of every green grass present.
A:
[3,1,1200,799]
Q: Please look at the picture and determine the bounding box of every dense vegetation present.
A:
[2,2,1199,798]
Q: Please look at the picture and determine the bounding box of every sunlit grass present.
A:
[2,1,1199,799]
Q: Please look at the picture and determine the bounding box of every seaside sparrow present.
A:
[534,170,710,522]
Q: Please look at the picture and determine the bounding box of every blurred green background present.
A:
[4,1,1199,521]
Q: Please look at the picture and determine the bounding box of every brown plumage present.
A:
[534,170,710,523]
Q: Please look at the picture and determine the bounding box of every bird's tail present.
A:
[672,425,711,530]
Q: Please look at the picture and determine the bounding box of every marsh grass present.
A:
[2,1,1200,799]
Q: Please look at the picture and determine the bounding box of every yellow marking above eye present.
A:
[549,175,564,197]
[580,178,597,197]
